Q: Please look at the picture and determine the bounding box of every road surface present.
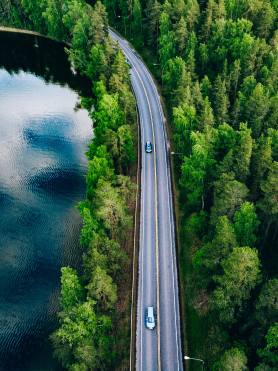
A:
[109,28,183,371]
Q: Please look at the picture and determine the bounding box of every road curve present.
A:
[109,29,183,371]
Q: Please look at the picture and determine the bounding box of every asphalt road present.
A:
[109,29,183,371]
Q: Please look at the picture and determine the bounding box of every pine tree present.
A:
[185,0,200,33]
[210,174,249,226]
[148,0,162,55]
[215,123,236,162]
[256,3,276,40]
[255,278,278,330]
[175,16,188,57]
[246,83,270,138]
[193,216,237,275]
[212,246,261,323]
[86,266,117,311]
[252,135,272,201]
[215,0,226,20]
[213,75,230,124]
[234,202,260,247]
[257,161,278,236]
[173,101,197,155]
[257,323,278,368]
[231,59,241,104]
[181,130,215,210]
[43,0,67,40]
[197,96,215,131]
[234,123,253,183]
[199,43,209,73]
[200,0,216,43]
[132,0,142,36]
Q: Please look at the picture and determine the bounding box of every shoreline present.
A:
[0,26,72,47]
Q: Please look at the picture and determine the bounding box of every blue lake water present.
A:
[0,32,93,370]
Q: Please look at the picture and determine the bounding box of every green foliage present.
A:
[50,299,114,369]
[257,161,278,225]
[78,206,98,247]
[210,174,249,226]
[95,179,132,240]
[21,0,47,33]
[255,278,278,330]
[194,216,236,268]
[233,123,252,183]
[234,202,260,247]
[42,0,67,40]
[257,323,278,367]
[60,267,86,310]
[215,123,235,162]
[211,247,261,322]
[86,152,113,200]
[185,210,208,238]
[181,129,215,210]
[255,363,278,371]
[86,266,117,311]
[217,348,248,371]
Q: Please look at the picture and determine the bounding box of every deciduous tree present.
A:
[218,348,248,371]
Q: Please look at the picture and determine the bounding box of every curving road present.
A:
[109,29,183,371]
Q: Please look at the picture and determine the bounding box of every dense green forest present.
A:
[104,0,278,369]
[3,0,278,369]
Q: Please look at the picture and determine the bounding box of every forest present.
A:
[103,0,278,369]
[2,0,278,370]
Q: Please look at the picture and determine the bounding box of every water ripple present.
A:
[0,53,92,370]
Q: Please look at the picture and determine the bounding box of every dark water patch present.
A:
[0,31,92,97]
[0,32,93,370]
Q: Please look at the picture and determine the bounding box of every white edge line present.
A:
[129,84,140,371]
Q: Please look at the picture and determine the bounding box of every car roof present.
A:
[147,307,154,316]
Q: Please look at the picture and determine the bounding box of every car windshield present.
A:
[148,317,154,323]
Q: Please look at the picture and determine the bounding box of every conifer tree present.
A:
[200,0,216,43]
[212,246,261,323]
[185,0,200,33]
[234,202,260,247]
[252,135,272,201]
[86,266,117,311]
[210,174,249,226]
[197,96,215,131]
[193,216,237,279]
[234,123,252,183]
[175,16,188,57]
[231,59,241,104]
[148,0,161,55]
[257,161,278,236]
[255,278,278,330]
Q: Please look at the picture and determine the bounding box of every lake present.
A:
[0,31,93,370]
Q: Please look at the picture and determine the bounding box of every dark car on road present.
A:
[145,141,152,153]
[126,58,132,67]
